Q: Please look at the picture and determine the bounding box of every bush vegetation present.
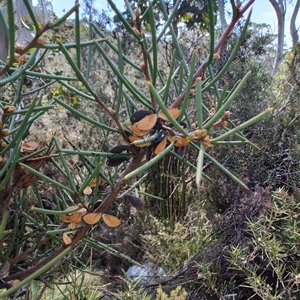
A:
[0,0,300,299]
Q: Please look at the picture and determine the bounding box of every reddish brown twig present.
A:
[134,8,157,111]
[171,0,256,108]
[0,24,50,77]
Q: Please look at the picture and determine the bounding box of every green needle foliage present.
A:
[0,0,273,297]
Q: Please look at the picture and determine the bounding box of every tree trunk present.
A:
[290,0,300,46]
[0,7,8,87]
[218,0,227,33]
[15,0,36,45]
[269,0,286,75]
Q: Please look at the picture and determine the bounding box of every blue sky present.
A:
[35,0,298,47]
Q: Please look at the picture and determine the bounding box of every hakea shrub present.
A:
[107,107,213,167]
[0,0,275,298]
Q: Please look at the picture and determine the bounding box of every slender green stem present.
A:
[0,8,9,41]
[204,71,252,129]
[0,96,39,156]
[58,42,94,96]
[132,131,160,145]
[46,226,81,234]
[211,107,274,142]
[0,211,9,241]
[23,0,40,34]
[93,41,150,106]
[204,152,249,190]
[115,37,124,115]
[162,50,177,103]
[178,52,197,121]
[49,5,78,28]
[91,23,141,71]
[6,0,15,66]
[124,142,175,181]
[107,0,140,40]
[25,70,77,81]
[0,247,73,298]
[75,4,81,70]
[19,163,75,194]
[205,0,215,67]
[196,78,203,129]
[54,97,119,133]
[78,162,101,195]
[148,1,158,86]
[53,138,77,191]
[83,237,142,267]
[157,0,188,74]
[32,206,81,215]
[196,143,205,189]
[8,105,54,115]
[203,10,252,93]
[148,82,189,136]
[0,143,21,190]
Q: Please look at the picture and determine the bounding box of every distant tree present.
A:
[0,6,8,64]
[0,7,8,90]
[290,0,300,45]
[218,0,227,33]
[268,0,300,74]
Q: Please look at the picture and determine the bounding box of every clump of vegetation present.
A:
[1,0,299,299]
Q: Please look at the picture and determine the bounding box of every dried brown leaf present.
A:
[154,137,167,155]
[158,108,180,121]
[89,177,102,188]
[21,141,39,152]
[102,214,121,227]
[131,123,150,137]
[137,114,157,130]
[83,213,102,225]
[83,186,93,195]
[63,233,72,245]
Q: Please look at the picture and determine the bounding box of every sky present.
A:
[34,0,299,47]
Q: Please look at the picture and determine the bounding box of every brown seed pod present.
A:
[137,114,157,131]
[107,145,132,166]
[69,211,83,223]
[202,136,211,148]
[110,145,132,153]
[21,141,39,152]
[167,136,189,147]
[209,107,215,117]
[123,194,144,208]
[154,137,167,155]
[222,120,228,127]
[83,186,92,195]
[60,206,83,224]
[224,111,231,119]
[1,129,10,136]
[130,110,154,124]
[3,105,15,113]
[190,129,208,140]
[102,214,121,227]
[83,213,102,225]
[89,177,102,188]
[60,214,72,223]
[67,222,80,229]
[106,156,130,167]
[63,233,72,245]
[158,108,180,121]
[131,123,150,137]
[93,200,102,210]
